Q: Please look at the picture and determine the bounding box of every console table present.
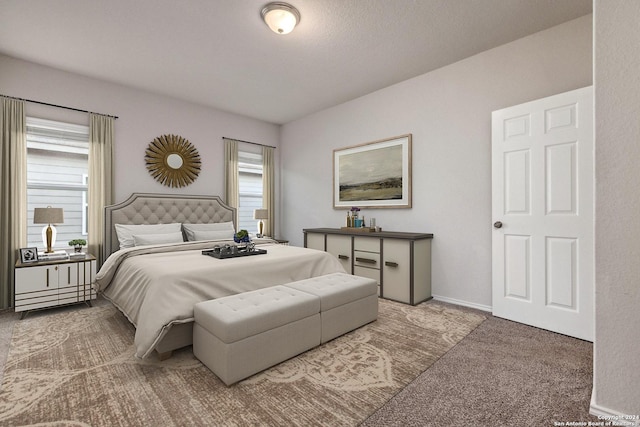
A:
[303,228,433,305]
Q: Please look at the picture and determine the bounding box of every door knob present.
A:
[493,221,503,229]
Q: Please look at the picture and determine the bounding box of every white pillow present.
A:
[133,232,184,246]
[192,229,235,241]
[115,223,182,249]
[182,222,235,242]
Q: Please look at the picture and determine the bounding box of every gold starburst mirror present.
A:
[145,134,201,188]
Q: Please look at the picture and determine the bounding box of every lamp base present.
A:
[41,224,57,253]
[257,220,264,238]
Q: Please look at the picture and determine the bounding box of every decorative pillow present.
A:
[192,229,235,241]
[115,223,182,249]
[182,222,235,242]
[133,232,185,246]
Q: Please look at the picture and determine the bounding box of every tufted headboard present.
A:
[104,193,236,259]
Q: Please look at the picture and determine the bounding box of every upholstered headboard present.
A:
[104,193,236,258]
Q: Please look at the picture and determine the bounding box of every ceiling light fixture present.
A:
[261,2,300,35]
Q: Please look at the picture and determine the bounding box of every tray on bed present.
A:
[202,248,267,259]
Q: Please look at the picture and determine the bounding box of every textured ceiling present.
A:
[0,0,592,124]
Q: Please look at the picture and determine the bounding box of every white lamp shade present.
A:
[253,209,269,220]
[33,207,64,224]
[261,3,300,35]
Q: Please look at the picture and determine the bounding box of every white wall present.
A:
[0,54,280,205]
[280,15,592,309]
[593,0,640,416]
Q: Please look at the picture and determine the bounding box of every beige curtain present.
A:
[88,113,114,267]
[224,138,239,225]
[0,98,27,309]
[262,146,275,238]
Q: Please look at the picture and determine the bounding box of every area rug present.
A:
[0,298,486,426]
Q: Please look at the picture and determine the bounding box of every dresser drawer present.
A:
[354,251,380,268]
[354,265,380,285]
[354,236,380,253]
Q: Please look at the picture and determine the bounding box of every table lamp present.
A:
[253,209,269,238]
[33,206,64,253]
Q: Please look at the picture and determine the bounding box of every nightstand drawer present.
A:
[15,288,59,310]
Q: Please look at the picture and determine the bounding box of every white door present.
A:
[491,86,593,341]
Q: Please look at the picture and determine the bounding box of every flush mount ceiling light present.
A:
[261,2,300,35]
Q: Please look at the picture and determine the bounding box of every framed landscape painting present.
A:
[334,134,412,209]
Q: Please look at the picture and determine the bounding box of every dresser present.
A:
[303,228,433,305]
[14,254,97,317]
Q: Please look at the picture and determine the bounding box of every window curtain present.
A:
[224,138,239,225]
[88,113,114,267]
[0,98,27,309]
[262,145,275,238]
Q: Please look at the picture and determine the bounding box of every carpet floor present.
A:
[0,298,486,426]
[363,313,597,426]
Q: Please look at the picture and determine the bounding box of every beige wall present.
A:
[0,54,280,204]
[280,15,593,309]
[593,0,640,415]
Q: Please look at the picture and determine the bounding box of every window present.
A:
[238,150,263,234]
[26,117,89,250]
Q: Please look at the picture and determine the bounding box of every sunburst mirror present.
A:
[145,134,201,188]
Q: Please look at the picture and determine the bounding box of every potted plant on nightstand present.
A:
[68,239,87,253]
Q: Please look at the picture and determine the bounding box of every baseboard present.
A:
[431,295,492,313]
[590,392,640,426]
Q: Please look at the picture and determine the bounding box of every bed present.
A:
[95,193,345,359]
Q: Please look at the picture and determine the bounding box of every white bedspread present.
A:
[94,240,345,358]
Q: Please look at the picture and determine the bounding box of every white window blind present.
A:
[238,150,263,234]
[26,117,89,250]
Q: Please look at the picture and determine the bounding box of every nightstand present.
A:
[14,254,97,318]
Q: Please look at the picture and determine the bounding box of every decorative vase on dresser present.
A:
[303,228,433,305]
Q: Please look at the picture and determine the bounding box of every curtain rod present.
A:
[1,94,118,119]
[223,136,276,149]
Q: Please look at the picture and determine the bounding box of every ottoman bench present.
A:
[193,273,379,386]
[193,285,321,386]
[283,273,378,343]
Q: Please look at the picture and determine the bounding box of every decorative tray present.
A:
[340,227,378,233]
[202,248,267,259]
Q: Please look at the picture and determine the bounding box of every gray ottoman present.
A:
[284,273,378,343]
[193,285,321,386]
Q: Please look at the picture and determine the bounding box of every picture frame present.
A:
[334,134,412,209]
[19,247,39,263]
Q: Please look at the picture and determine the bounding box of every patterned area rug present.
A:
[0,299,485,426]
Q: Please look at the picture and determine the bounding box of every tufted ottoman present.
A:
[193,285,321,386]
[284,273,378,343]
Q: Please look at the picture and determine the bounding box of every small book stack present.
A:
[38,250,70,261]
[69,252,86,260]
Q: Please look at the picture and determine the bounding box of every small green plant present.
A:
[234,229,250,243]
[68,239,87,247]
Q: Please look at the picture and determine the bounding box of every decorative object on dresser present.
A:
[334,134,412,209]
[14,254,97,319]
[145,134,201,188]
[33,206,64,253]
[254,208,269,237]
[304,227,433,306]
